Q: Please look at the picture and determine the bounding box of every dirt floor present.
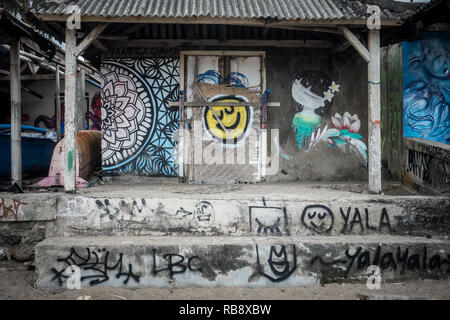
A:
[1,261,448,300]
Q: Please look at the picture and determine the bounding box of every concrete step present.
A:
[51,194,450,237]
[35,235,450,290]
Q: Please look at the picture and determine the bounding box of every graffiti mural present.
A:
[86,91,102,130]
[101,54,180,176]
[51,247,140,286]
[198,70,254,145]
[0,198,27,221]
[203,95,252,144]
[403,33,450,145]
[289,71,367,164]
[255,244,297,283]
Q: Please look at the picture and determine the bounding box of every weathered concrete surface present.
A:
[0,194,56,222]
[2,260,450,300]
[403,138,450,195]
[35,235,450,290]
[51,190,450,237]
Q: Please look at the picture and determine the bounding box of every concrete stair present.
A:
[29,183,450,289]
[35,235,450,289]
[51,194,450,237]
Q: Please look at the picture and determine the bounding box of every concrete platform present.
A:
[2,182,449,237]
[35,235,450,290]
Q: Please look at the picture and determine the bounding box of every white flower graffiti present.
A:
[332,112,361,133]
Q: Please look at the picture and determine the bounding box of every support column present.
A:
[10,40,22,187]
[64,28,77,193]
[368,29,382,194]
[76,69,86,131]
[55,64,61,142]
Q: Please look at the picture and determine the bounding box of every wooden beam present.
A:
[179,52,185,179]
[180,50,266,57]
[0,74,55,81]
[10,40,22,188]
[105,39,333,48]
[33,14,404,27]
[338,26,370,62]
[93,39,108,52]
[168,102,281,107]
[265,24,341,34]
[75,23,109,56]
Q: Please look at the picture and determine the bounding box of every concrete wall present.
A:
[403,138,450,194]
[399,33,450,195]
[101,47,371,182]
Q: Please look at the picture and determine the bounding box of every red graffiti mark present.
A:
[371,120,381,126]
[0,199,27,221]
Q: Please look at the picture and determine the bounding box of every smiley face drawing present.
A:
[203,95,252,144]
[301,205,334,233]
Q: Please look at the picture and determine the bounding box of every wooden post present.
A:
[368,29,382,194]
[55,64,61,142]
[64,28,77,193]
[76,69,86,131]
[10,40,22,188]
[338,26,382,194]
[63,23,108,192]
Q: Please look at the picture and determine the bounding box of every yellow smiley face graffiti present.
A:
[203,96,252,144]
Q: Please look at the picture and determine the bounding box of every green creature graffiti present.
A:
[289,71,367,165]
[291,71,333,149]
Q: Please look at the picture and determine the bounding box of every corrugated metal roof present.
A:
[32,0,417,21]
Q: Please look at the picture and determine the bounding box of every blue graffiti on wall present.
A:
[403,32,450,145]
[197,70,249,87]
[101,54,180,176]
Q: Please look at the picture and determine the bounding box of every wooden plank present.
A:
[105,39,333,48]
[0,74,56,81]
[75,23,109,56]
[264,25,341,34]
[168,102,281,107]
[338,26,370,62]
[76,70,86,131]
[180,50,266,57]
[380,48,389,165]
[178,52,185,178]
[55,64,61,143]
[387,43,403,181]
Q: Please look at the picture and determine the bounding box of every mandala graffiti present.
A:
[101,55,179,176]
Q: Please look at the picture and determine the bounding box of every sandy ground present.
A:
[1,262,448,300]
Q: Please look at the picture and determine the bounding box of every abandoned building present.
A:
[0,0,448,292]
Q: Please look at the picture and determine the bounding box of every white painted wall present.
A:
[21,79,99,129]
